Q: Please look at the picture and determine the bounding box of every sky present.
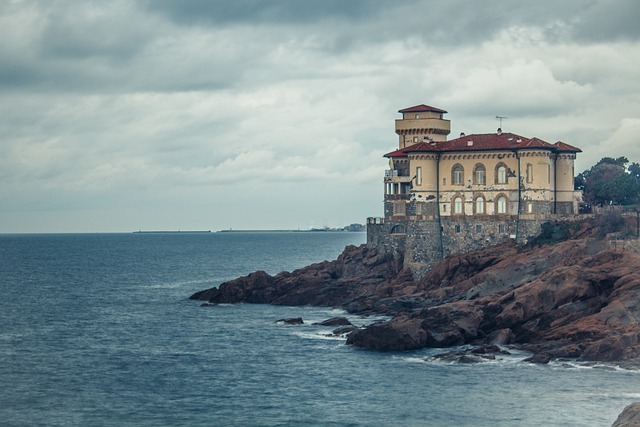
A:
[1,0,640,233]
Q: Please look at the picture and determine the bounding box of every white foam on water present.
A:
[293,331,347,341]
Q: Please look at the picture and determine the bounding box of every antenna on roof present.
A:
[496,115,508,128]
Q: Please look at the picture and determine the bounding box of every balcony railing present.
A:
[385,169,410,177]
[384,194,411,200]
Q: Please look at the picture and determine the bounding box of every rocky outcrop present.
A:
[190,244,404,310]
[348,237,640,362]
[612,403,640,427]
[191,220,640,363]
[313,317,352,326]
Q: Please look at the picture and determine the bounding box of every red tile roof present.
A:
[384,132,581,157]
[554,141,582,152]
[385,147,410,158]
[398,104,448,114]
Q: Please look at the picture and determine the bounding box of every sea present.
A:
[1,231,639,427]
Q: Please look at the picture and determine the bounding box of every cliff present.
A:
[191,218,640,364]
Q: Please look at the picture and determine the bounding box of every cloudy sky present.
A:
[1,0,639,233]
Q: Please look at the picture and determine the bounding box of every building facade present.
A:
[368,104,583,276]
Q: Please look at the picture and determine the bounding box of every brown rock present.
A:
[523,352,555,364]
[487,328,516,345]
[314,317,352,326]
[612,402,640,427]
[346,316,427,351]
[190,217,640,363]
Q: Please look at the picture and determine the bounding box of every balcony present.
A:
[384,194,411,201]
[384,169,411,183]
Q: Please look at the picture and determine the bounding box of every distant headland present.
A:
[133,230,211,234]
[218,224,365,233]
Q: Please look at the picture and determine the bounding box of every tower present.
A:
[395,104,451,149]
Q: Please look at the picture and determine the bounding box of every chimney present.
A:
[497,128,502,135]
[460,132,465,137]
[467,140,473,147]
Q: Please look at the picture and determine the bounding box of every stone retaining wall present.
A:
[368,216,575,277]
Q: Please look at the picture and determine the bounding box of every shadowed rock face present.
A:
[612,403,640,427]
[191,222,640,363]
[190,244,404,310]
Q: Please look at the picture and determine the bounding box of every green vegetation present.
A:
[575,156,640,206]
[526,220,582,247]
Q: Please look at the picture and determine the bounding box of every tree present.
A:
[578,157,640,206]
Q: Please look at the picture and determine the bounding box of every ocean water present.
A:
[1,232,638,427]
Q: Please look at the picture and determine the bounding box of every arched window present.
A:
[390,224,406,234]
[475,197,485,214]
[496,195,507,214]
[452,164,464,185]
[454,197,463,214]
[496,163,507,184]
[473,164,486,185]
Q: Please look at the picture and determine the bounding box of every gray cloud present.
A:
[145,0,377,25]
[1,0,639,231]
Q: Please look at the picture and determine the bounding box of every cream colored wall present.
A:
[422,153,519,217]
[409,156,438,192]
[555,154,576,201]
[402,111,443,120]
[406,150,580,217]
[395,114,451,148]
[520,152,555,202]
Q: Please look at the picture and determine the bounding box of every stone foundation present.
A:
[368,215,559,278]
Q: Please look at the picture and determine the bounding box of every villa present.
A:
[368,104,583,275]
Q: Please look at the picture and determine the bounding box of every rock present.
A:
[470,344,510,355]
[332,325,359,336]
[612,402,640,427]
[523,352,555,364]
[487,328,516,345]
[276,317,304,325]
[430,345,509,364]
[457,355,483,364]
[346,316,427,351]
[190,244,402,309]
[313,317,352,326]
[190,217,640,363]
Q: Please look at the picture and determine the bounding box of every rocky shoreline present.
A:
[191,219,640,366]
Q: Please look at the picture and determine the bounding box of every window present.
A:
[547,164,551,184]
[455,224,461,233]
[394,203,405,216]
[476,224,482,233]
[473,164,486,185]
[413,136,419,142]
[499,224,505,233]
[443,204,447,213]
[443,177,446,186]
[452,164,464,185]
[497,164,507,184]
[390,224,406,234]
[526,163,533,183]
[416,166,422,186]
[415,114,420,119]
[527,202,533,213]
[454,197,463,214]
[497,196,507,214]
[475,197,485,214]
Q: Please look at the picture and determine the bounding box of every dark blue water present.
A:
[1,232,638,426]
